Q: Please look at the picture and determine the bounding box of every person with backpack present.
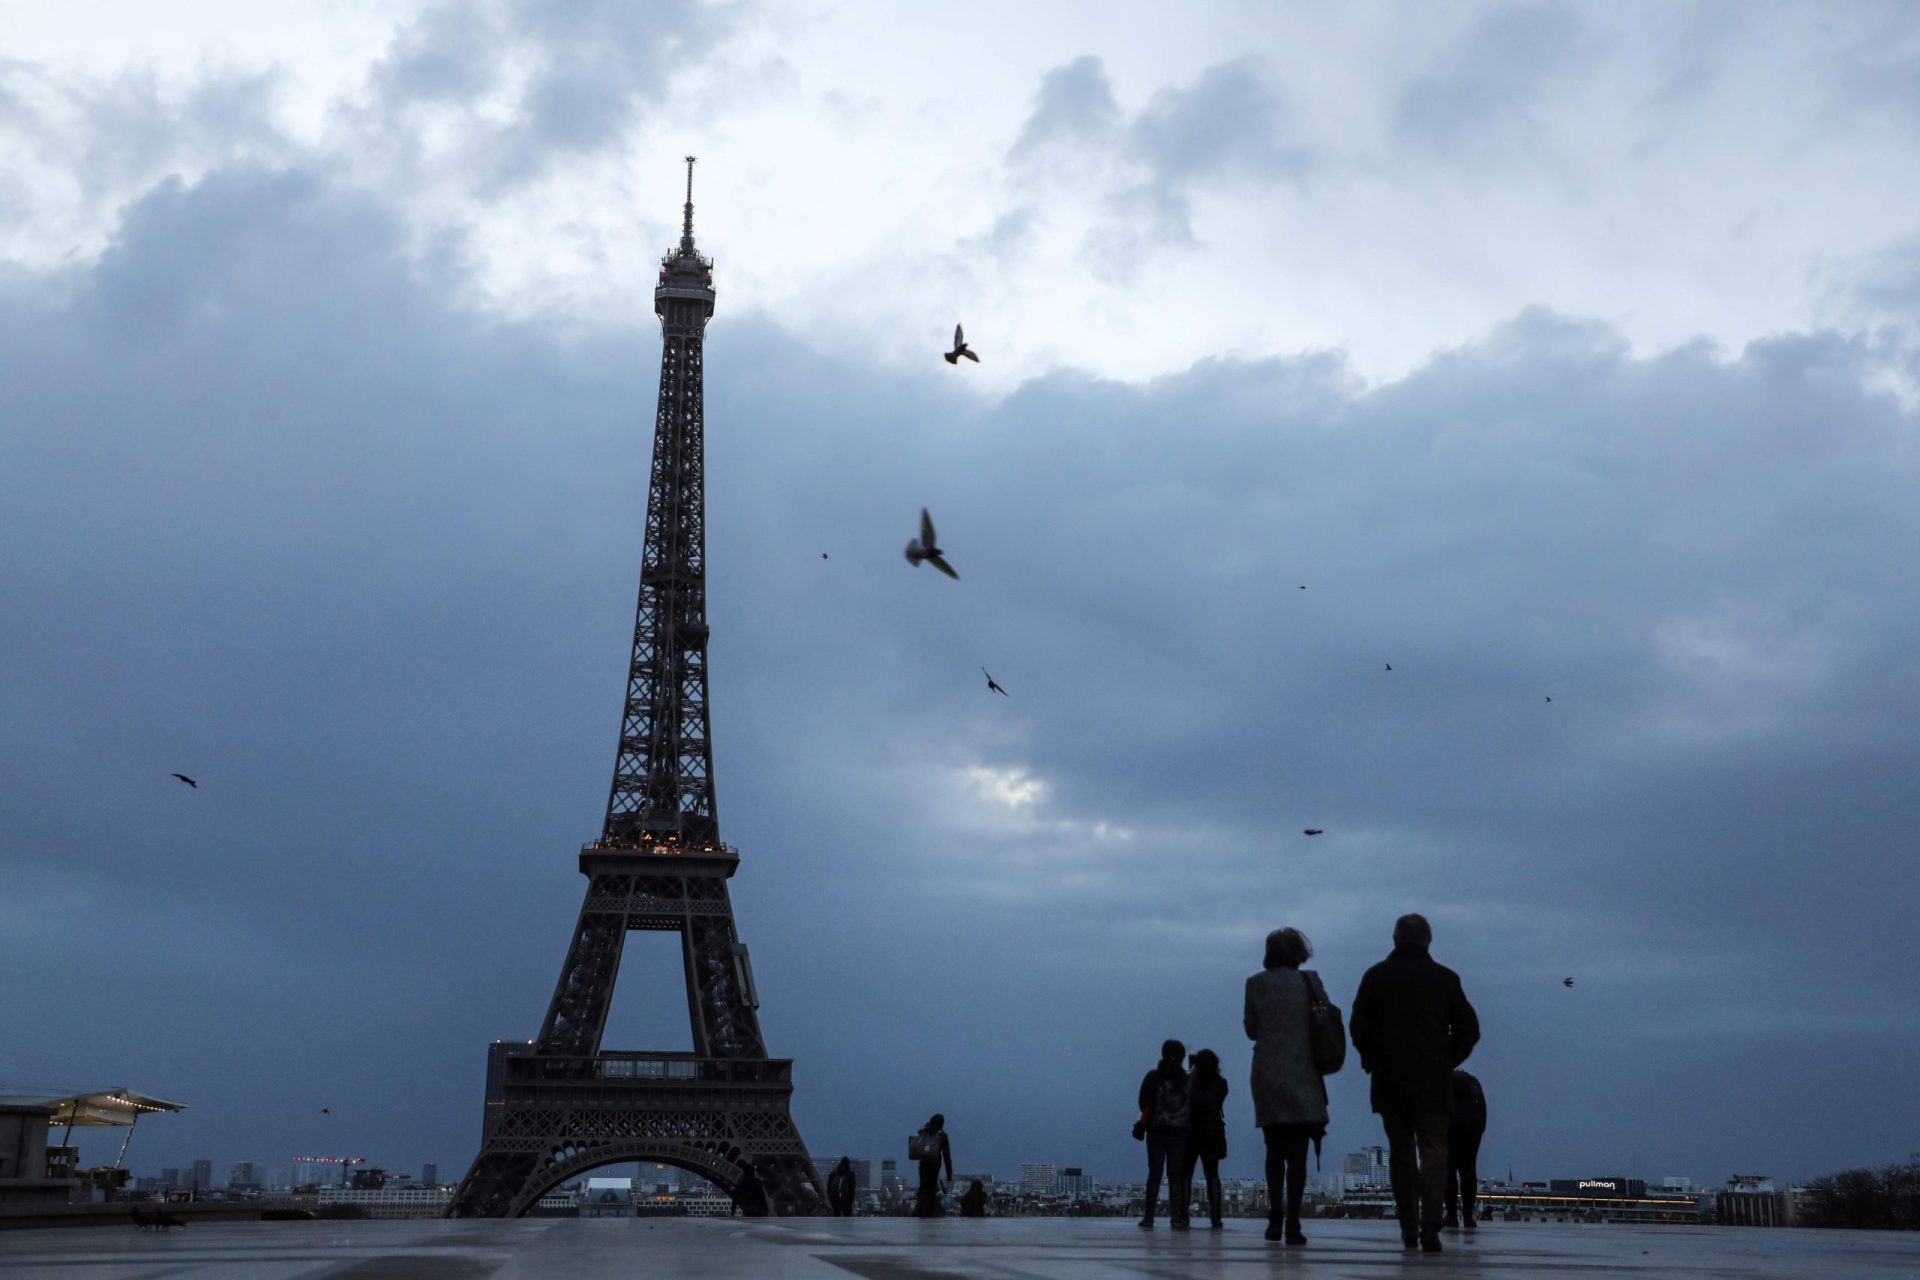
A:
[911,1114,952,1217]
[1182,1048,1230,1229]
[1133,1039,1193,1229]
[1349,913,1480,1253]
[1244,926,1335,1245]
[1443,1068,1487,1231]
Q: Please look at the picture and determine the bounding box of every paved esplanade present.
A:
[3,1218,1917,1278]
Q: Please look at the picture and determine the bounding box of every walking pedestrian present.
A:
[826,1156,856,1217]
[1444,1069,1487,1231]
[1182,1048,1229,1229]
[1349,913,1480,1253]
[1244,927,1331,1244]
[1134,1039,1193,1230]
[912,1114,952,1217]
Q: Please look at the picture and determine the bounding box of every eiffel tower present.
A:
[448,159,824,1218]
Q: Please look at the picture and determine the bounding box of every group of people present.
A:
[1142,913,1484,1252]
[818,912,1482,1247]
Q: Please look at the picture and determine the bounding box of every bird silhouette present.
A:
[944,324,979,364]
[820,553,828,560]
[982,668,1008,697]
[1562,977,1575,988]
[1384,663,1393,672]
[170,773,197,788]
[1303,828,1323,836]
[322,1107,331,1115]
[1545,696,1553,703]
[904,508,958,579]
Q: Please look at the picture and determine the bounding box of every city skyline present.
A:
[4,1,1919,1194]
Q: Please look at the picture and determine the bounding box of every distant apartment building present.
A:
[1058,1167,1094,1199]
[880,1159,902,1193]
[421,1162,439,1187]
[1020,1163,1057,1196]
[229,1161,261,1190]
[849,1157,875,1192]
[581,1177,634,1218]
[190,1159,213,1192]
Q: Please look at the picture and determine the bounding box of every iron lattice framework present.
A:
[449,161,824,1218]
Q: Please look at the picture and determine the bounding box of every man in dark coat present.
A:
[1349,913,1480,1253]
[826,1156,857,1217]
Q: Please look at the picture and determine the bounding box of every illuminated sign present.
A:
[1579,1180,1617,1191]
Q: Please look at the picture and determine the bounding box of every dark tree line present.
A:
[1801,1155,1920,1229]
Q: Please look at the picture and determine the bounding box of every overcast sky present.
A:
[3,1,1918,1192]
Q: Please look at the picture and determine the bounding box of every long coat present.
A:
[1348,945,1480,1115]
[1243,966,1330,1128]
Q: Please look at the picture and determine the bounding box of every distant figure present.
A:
[1245,927,1330,1245]
[913,1114,953,1217]
[959,1178,988,1217]
[1350,913,1480,1253]
[827,1156,856,1217]
[982,667,1009,696]
[1444,1069,1487,1231]
[731,1163,769,1217]
[1182,1048,1229,1230]
[1134,1038,1192,1230]
[170,773,197,788]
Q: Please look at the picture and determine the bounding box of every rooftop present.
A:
[3,1215,1918,1279]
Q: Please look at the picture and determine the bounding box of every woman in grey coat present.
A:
[1245,927,1329,1245]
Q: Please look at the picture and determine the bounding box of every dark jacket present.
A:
[959,1181,988,1217]
[1450,1069,1487,1138]
[826,1164,856,1208]
[1137,1062,1191,1132]
[1349,944,1480,1115]
[1187,1073,1229,1159]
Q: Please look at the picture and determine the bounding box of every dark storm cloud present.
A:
[1392,2,1590,164]
[363,0,740,185]
[6,146,1919,1189]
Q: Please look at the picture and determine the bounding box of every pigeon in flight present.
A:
[944,324,979,364]
[1303,828,1323,837]
[1562,977,1575,988]
[904,508,958,579]
[171,773,197,788]
[982,668,1008,697]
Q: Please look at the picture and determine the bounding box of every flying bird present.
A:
[820,553,828,560]
[1303,828,1323,836]
[321,1107,331,1115]
[1562,977,1575,988]
[944,324,979,364]
[1545,696,1553,703]
[982,667,1008,697]
[1384,663,1393,672]
[170,773,197,788]
[904,508,958,579]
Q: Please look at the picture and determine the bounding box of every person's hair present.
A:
[969,1179,984,1190]
[1160,1038,1186,1064]
[1190,1048,1222,1081]
[1264,927,1312,968]
[1394,913,1433,947]
[927,1113,944,1130]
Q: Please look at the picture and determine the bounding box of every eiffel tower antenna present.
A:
[449,163,823,1220]
[680,154,698,252]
